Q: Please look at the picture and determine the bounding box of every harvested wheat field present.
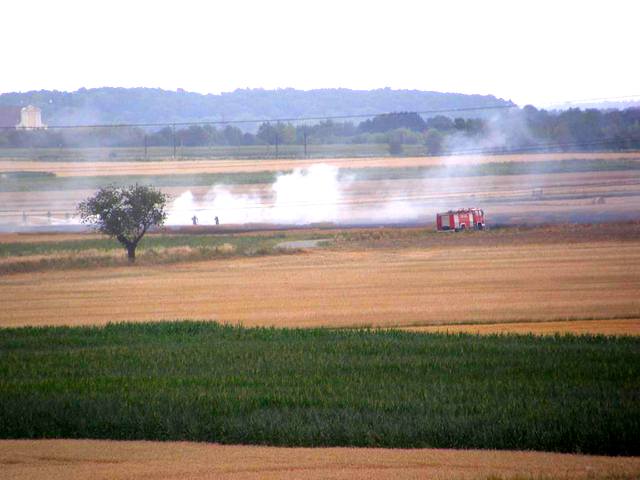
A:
[2,240,639,333]
[405,318,640,336]
[3,152,639,177]
[3,168,640,228]
[2,440,639,480]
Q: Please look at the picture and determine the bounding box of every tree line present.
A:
[1,107,639,154]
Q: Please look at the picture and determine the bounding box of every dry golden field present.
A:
[405,318,640,336]
[3,151,640,177]
[2,235,639,334]
[2,440,639,480]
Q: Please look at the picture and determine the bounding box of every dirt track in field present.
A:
[3,152,640,177]
[2,240,639,334]
[2,440,639,480]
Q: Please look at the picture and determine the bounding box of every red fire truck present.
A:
[436,208,485,231]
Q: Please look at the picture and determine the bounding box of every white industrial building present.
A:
[0,105,47,129]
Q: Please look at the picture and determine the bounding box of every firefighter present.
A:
[215,216,219,225]
[192,215,198,226]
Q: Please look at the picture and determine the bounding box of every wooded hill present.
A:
[0,87,513,126]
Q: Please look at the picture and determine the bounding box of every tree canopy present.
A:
[359,112,427,133]
[78,184,167,262]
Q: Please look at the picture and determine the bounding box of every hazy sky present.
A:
[3,0,639,106]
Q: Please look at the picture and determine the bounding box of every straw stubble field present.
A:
[5,152,640,177]
[2,440,640,480]
[3,152,640,227]
[1,230,639,332]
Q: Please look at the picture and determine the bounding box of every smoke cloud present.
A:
[166,163,426,226]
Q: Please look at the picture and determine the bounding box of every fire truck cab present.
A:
[436,208,485,232]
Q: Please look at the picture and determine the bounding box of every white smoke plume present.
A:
[166,163,427,226]
[167,164,348,225]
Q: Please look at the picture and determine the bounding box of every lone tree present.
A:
[78,184,168,263]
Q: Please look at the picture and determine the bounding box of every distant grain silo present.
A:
[0,105,46,130]
[18,105,46,129]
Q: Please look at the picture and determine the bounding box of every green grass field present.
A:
[0,170,281,193]
[0,231,330,274]
[347,158,640,181]
[3,158,640,193]
[0,143,395,162]
[0,322,637,455]
[0,232,296,257]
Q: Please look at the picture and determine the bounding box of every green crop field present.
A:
[347,158,640,181]
[0,170,281,193]
[0,232,299,258]
[0,143,396,162]
[0,322,638,455]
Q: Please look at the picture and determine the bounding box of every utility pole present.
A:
[172,124,176,159]
[144,134,148,160]
[303,125,308,158]
[275,132,279,160]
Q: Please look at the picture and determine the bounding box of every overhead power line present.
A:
[0,104,517,130]
[2,92,640,131]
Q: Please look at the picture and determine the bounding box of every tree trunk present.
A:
[116,235,139,264]
[126,244,136,263]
